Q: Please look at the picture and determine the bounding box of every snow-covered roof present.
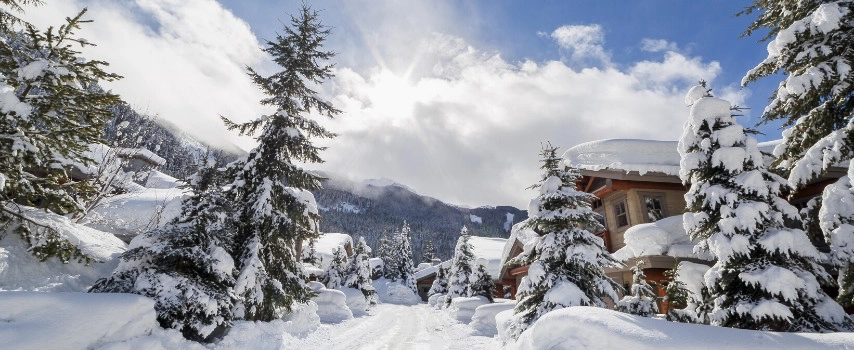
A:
[563,139,681,176]
[469,236,508,279]
[498,219,538,275]
[612,215,714,261]
[414,260,449,281]
[309,233,353,270]
[115,148,166,166]
[562,138,782,177]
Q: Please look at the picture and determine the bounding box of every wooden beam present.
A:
[609,179,686,191]
[510,265,529,276]
[584,176,597,193]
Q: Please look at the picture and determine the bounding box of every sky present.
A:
[19,0,786,208]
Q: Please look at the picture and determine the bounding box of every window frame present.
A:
[613,197,630,229]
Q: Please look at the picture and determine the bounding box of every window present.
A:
[613,200,629,228]
[641,194,666,223]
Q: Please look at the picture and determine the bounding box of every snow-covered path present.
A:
[281,304,499,349]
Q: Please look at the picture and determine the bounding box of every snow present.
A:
[500,220,538,271]
[510,306,854,350]
[373,278,422,305]
[468,236,507,279]
[310,284,354,323]
[469,214,483,224]
[340,287,370,316]
[563,139,682,176]
[612,215,713,261]
[544,280,589,306]
[84,186,186,242]
[417,262,433,271]
[470,301,516,336]
[309,233,353,270]
[448,295,491,323]
[144,170,181,189]
[0,292,159,350]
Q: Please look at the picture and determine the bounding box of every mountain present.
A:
[311,173,528,262]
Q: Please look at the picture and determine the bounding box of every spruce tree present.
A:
[422,239,436,263]
[302,237,319,265]
[221,5,337,321]
[473,263,495,303]
[385,222,417,292]
[506,144,620,340]
[819,167,854,307]
[663,265,695,323]
[447,227,476,303]
[345,237,377,307]
[324,247,348,290]
[680,83,853,332]
[742,2,854,305]
[428,264,450,297]
[90,161,235,343]
[741,1,854,185]
[378,229,392,279]
[0,7,121,262]
[616,261,659,317]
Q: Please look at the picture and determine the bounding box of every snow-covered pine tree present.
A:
[345,237,377,306]
[386,221,417,292]
[447,226,475,304]
[663,265,694,323]
[324,247,348,289]
[741,1,854,186]
[679,83,854,332]
[506,144,621,340]
[616,261,659,317]
[302,237,319,265]
[0,7,121,262]
[422,239,436,263]
[819,165,854,307]
[472,263,495,303]
[221,5,337,321]
[378,229,393,279]
[90,160,236,343]
[428,263,450,297]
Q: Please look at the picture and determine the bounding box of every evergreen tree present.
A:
[680,83,853,332]
[616,261,659,317]
[221,5,337,321]
[90,161,235,343]
[663,265,695,323]
[0,7,121,262]
[302,237,319,265]
[742,2,854,307]
[378,229,392,278]
[422,239,436,263]
[819,167,854,307]
[506,144,620,340]
[447,227,476,303]
[428,263,450,297]
[324,247,348,289]
[473,263,495,303]
[345,237,377,307]
[741,1,854,186]
[385,222,416,292]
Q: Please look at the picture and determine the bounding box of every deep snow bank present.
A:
[0,292,158,350]
[373,279,422,305]
[470,301,516,336]
[511,306,854,350]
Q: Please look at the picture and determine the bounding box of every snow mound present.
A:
[563,139,682,176]
[84,186,186,242]
[448,296,491,323]
[341,287,370,316]
[0,292,158,350]
[281,300,321,335]
[612,215,714,261]
[0,234,120,292]
[428,293,448,309]
[9,204,126,261]
[470,301,516,336]
[310,283,353,323]
[511,306,854,350]
[373,279,422,305]
[144,170,181,189]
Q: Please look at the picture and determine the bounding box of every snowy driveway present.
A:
[281,303,498,350]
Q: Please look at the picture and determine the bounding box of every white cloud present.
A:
[316,32,731,208]
[549,24,610,66]
[641,38,679,53]
[22,0,269,152]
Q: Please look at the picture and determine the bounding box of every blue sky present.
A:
[24,1,789,207]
